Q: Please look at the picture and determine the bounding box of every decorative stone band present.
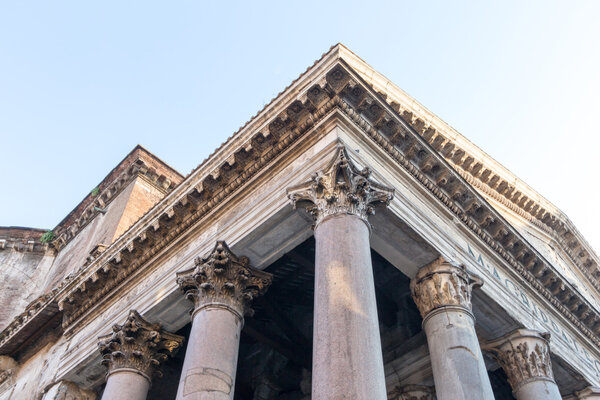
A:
[176,241,272,318]
[286,144,394,230]
[482,329,555,393]
[410,257,482,320]
[392,385,436,400]
[98,310,184,382]
[571,386,600,399]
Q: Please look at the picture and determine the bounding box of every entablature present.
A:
[3,47,600,375]
[340,47,600,308]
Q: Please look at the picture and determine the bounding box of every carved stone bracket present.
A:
[392,385,436,400]
[286,144,394,228]
[176,241,272,318]
[410,256,482,319]
[98,310,184,382]
[483,329,555,393]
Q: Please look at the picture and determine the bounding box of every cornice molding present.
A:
[50,159,179,253]
[0,291,59,354]
[0,238,49,254]
[366,83,600,305]
[3,58,600,357]
[0,227,50,254]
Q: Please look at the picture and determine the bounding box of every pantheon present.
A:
[1,44,599,399]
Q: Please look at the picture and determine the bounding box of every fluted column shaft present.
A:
[287,145,394,400]
[98,310,184,400]
[411,258,494,400]
[484,329,561,400]
[175,241,272,400]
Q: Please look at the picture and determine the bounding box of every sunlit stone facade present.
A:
[1,45,600,399]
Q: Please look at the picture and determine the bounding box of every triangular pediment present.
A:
[4,44,600,359]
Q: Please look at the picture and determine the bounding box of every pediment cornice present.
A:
[2,47,600,357]
[338,48,600,304]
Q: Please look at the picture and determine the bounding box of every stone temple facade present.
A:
[1,44,599,400]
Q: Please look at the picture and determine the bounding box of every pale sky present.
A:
[1,1,599,254]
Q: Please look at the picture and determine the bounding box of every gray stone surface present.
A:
[312,214,387,400]
[423,308,495,400]
[514,379,562,400]
[101,369,150,400]
[176,306,242,400]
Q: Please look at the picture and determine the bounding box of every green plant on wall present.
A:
[91,187,100,196]
[40,231,55,243]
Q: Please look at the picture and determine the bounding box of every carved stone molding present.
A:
[0,356,17,394]
[45,52,600,350]
[392,385,435,400]
[573,386,600,399]
[176,241,272,318]
[41,380,96,400]
[483,329,555,393]
[410,257,482,319]
[98,310,183,381]
[287,144,393,228]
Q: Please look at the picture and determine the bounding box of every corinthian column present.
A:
[410,257,494,400]
[175,241,272,400]
[287,145,394,400]
[98,310,184,400]
[483,329,561,400]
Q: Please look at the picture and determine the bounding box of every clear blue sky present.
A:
[1,1,599,253]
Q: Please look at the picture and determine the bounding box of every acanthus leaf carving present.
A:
[286,144,394,228]
[483,329,555,393]
[410,257,482,318]
[176,241,272,317]
[98,310,184,381]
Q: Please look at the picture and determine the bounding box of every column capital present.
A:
[286,144,394,228]
[410,257,482,319]
[393,384,436,400]
[98,310,184,382]
[176,241,272,318]
[483,329,555,393]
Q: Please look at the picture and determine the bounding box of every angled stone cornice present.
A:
[0,227,50,254]
[343,51,600,305]
[18,53,596,355]
[0,291,60,355]
[50,158,180,253]
[400,111,600,303]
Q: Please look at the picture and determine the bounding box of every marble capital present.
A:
[176,241,272,318]
[98,310,184,381]
[392,385,436,400]
[286,144,394,228]
[410,257,482,319]
[483,329,555,392]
